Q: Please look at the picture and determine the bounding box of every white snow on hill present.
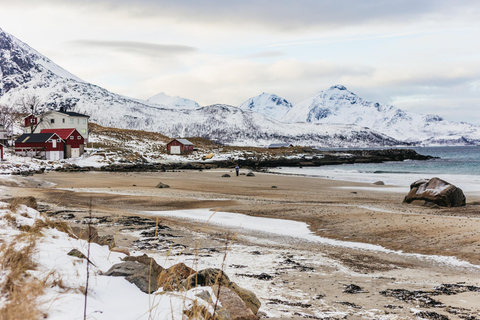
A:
[147,92,200,109]
[282,85,480,145]
[238,93,292,120]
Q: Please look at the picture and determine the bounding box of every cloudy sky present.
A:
[1,0,479,123]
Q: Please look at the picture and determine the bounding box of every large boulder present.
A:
[403,177,466,207]
[158,263,196,291]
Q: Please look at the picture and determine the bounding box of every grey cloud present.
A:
[64,0,480,31]
[68,40,197,57]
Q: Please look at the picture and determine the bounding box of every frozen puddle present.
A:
[143,208,480,269]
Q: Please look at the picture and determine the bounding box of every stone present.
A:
[122,254,163,276]
[246,172,255,177]
[158,262,196,291]
[222,174,231,178]
[186,288,232,320]
[156,182,170,188]
[403,177,466,207]
[110,247,130,256]
[104,257,162,293]
[211,285,259,320]
[182,268,230,290]
[228,282,261,315]
[70,226,101,244]
[67,248,87,259]
[373,181,385,185]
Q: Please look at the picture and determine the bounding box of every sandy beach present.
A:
[2,169,480,319]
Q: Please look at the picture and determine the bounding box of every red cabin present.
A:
[0,143,4,161]
[23,114,38,129]
[41,128,85,158]
[166,139,194,155]
[14,133,65,160]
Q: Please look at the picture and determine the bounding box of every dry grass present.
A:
[0,237,43,320]
[0,203,78,320]
[6,197,38,212]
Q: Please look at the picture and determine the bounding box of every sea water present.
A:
[270,146,480,195]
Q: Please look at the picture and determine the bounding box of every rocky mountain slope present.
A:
[238,93,292,120]
[281,85,480,145]
[0,28,404,148]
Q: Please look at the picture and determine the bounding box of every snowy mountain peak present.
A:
[329,84,348,91]
[238,92,293,120]
[147,92,199,109]
[282,85,480,145]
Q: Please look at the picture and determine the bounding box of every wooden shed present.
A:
[14,133,65,160]
[167,139,194,155]
[41,128,85,158]
[0,143,4,161]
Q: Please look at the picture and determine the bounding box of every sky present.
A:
[1,0,479,123]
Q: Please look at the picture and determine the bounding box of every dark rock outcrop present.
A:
[104,255,163,293]
[403,177,466,207]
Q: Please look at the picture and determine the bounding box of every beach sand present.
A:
[3,169,480,319]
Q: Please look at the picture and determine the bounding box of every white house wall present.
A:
[31,112,89,142]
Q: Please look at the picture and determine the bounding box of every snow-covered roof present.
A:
[170,138,194,146]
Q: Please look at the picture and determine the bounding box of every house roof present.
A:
[40,128,79,140]
[268,143,292,148]
[170,138,194,145]
[15,133,60,144]
[53,110,90,118]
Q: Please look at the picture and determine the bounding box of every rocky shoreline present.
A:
[49,148,434,174]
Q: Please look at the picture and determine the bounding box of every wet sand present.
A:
[2,169,480,319]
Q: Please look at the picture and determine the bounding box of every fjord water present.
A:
[271,146,480,194]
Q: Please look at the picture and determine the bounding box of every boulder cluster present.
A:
[104,254,261,320]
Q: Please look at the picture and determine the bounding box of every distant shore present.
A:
[46,148,434,174]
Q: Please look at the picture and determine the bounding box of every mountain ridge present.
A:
[0,28,476,147]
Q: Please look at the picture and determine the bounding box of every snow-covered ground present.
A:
[0,202,222,320]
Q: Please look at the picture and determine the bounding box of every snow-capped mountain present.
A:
[282,85,480,145]
[238,93,292,120]
[147,92,199,109]
[0,28,404,147]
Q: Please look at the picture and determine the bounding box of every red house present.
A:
[0,143,4,161]
[14,133,65,160]
[41,128,85,158]
[166,139,194,155]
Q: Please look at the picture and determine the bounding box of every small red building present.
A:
[41,128,85,158]
[166,139,194,155]
[0,143,4,161]
[14,133,65,160]
[23,114,38,129]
